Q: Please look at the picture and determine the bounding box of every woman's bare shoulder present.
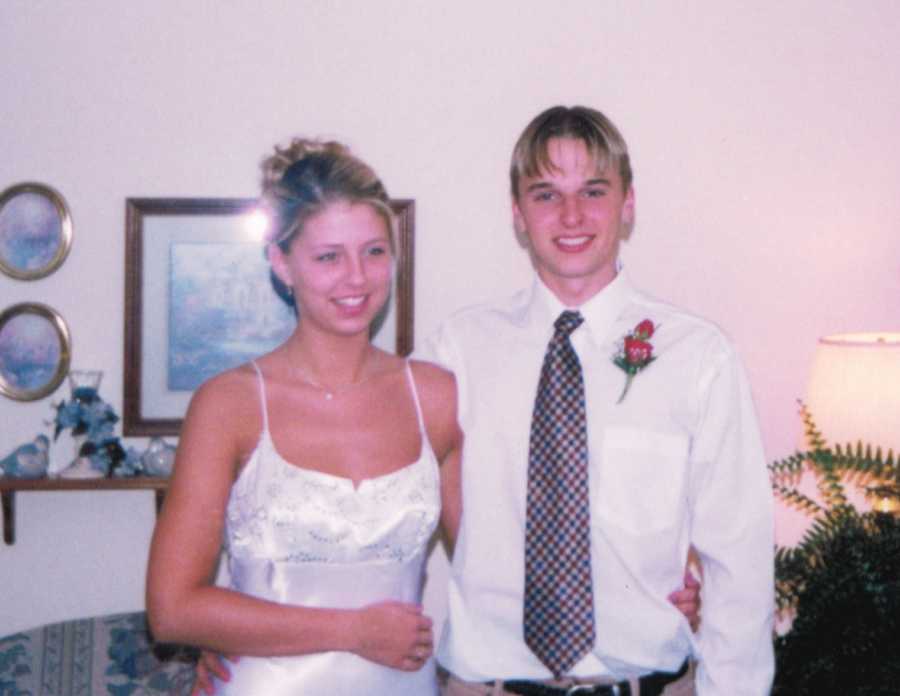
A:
[407,357,456,397]
[407,358,460,460]
[185,362,263,429]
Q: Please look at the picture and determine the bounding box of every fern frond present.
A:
[767,451,808,482]
[797,400,828,451]
[772,484,822,515]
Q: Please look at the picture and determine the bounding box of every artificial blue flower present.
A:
[51,393,140,478]
[54,401,84,432]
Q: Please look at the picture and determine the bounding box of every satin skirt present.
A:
[214,553,438,695]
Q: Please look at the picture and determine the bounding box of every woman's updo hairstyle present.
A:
[261,138,396,307]
[261,138,395,254]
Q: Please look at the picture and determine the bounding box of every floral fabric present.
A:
[0,611,196,695]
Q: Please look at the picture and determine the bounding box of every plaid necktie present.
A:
[523,310,595,677]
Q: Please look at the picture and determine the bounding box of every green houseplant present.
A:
[768,404,900,695]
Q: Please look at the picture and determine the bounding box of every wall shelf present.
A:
[0,477,169,545]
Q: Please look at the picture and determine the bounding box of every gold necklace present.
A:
[288,351,382,401]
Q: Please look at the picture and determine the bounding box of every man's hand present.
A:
[668,569,701,632]
[190,650,237,696]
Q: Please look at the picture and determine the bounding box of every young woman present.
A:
[147,139,462,696]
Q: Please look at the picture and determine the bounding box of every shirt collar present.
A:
[526,270,634,343]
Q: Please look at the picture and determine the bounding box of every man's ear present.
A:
[621,187,636,240]
[624,187,636,224]
[511,195,529,249]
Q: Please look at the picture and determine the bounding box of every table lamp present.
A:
[805,332,900,513]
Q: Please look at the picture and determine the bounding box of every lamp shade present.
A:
[805,332,900,455]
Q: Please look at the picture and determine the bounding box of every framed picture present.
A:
[0,183,73,280]
[0,302,71,401]
[123,197,415,437]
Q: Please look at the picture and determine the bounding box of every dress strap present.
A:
[403,360,428,438]
[249,360,270,434]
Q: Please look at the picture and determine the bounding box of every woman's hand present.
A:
[352,601,434,671]
[668,569,702,632]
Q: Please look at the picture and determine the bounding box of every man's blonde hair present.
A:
[509,106,633,198]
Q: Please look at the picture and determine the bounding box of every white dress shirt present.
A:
[420,272,774,695]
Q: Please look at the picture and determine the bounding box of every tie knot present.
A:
[554,310,583,338]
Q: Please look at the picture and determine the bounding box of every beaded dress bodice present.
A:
[215,361,441,696]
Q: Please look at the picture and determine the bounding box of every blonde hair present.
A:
[509,105,633,198]
[261,138,395,252]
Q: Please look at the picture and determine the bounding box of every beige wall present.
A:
[2,1,899,634]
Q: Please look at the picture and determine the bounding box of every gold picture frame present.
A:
[0,302,72,401]
[0,182,73,280]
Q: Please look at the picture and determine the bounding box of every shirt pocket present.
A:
[595,425,690,535]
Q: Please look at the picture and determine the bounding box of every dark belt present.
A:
[501,660,689,696]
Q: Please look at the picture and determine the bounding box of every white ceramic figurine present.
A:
[0,434,50,479]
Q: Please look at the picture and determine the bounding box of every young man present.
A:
[426,106,774,695]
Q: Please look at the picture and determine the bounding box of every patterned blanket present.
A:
[0,611,197,695]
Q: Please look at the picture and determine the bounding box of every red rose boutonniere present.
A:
[613,319,657,404]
